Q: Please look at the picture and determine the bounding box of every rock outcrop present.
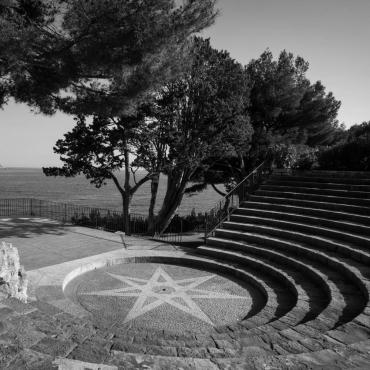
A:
[0,242,28,302]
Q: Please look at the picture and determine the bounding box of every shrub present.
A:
[271,144,298,169]
[318,140,370,171]
[293,146,319,170]
[271,144,318,170]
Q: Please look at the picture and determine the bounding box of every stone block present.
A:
[0,242,28,303]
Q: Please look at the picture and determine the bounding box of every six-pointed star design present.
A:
[82,267,249,325]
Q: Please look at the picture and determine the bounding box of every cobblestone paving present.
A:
[66,263,255,333]
[2,272,370,370]
[1,296,370,369]
[0,296,231,369]
[1,218,370,369]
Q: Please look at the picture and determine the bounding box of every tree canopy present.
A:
[195,49,343,188]
[143,37,252,232]
[43,111,155,233]
[0,0,218,115]
[44,37,252,234]
[247,50,341,146]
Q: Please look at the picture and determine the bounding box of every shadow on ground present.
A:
[0,217,67,239]
[150,232,205,249]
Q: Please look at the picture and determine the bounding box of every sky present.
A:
[1,0,369,167]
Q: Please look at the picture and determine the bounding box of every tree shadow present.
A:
[150,232,205,249]
[0,217,67,239]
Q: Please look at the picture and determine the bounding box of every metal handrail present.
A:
[204,157,274,240]
[223,160,271,199]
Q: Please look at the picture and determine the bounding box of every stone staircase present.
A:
[195,170,370,368]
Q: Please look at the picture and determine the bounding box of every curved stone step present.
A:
[212,229,369,314]
[255,190,370,208]
[233,207,370,237]
[229,214,370,248]
[190,255,297,333]
[291,170,370,179]
[222,221,370,258]
[201,240,331,322]
[270,175,370,186]
[198,241,366,342]
[202,239,358,329]
[211,227,370,337]
[205,236,367,333]
[198,245,314,331]
[267,179,370,192]
[242,201,370,225]
[248,195,370,216]
[260,184,370,199]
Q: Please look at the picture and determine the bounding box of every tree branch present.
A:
[211,183,226,196]
[130,174,152,195]
[110,172,125,196]
[130,167,139,185]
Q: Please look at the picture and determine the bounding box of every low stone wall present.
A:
[0,242,28,302]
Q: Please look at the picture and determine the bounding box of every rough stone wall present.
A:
[0,242,28,302]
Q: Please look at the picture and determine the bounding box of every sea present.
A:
[0,168,224,216]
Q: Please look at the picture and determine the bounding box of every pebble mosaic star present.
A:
[82,267,248,325]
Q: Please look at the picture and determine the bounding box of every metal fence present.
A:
[0,198,184,242]
[0,198,146,234]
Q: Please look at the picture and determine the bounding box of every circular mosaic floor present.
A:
[65,263,263,333]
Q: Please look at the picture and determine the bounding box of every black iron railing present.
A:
[152,215,184,243]
[204,158,274,240]
[0,198,186,242]
[0,198,147,235]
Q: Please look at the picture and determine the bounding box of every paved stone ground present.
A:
[66,263,259,333]
[0,218,251,369]
[1,218,370,369]
[0,217,182,270]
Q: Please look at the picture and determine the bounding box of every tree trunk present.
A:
[123,144,131,235]
[147,173,160,233]
[122,192,131,235]
[150,169,190,235]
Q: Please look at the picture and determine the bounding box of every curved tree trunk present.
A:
[123,144,131,235]
[147,173,160,233]
[148,169,190,235]
[122,192,132,235]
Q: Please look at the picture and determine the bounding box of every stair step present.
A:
[246,196,370,217]
[190,257,295,331]
[200,242,350,331]
[290,170,370,179]
[222,221,370,257]
[202,240,331,307]
[197,246,299,304]
[211,229,370,302]
[240,201,370,226]
[270,175,370,186]
[229,214,370,247]
[204,236,368,327]
[233,208,370,237]
[267,179,370,192]
[198,245,312,328]
[199,169,370,359]
[255,190,370,208]
[260,184,370,199]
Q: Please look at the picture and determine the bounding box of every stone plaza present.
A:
[1,171,370,369]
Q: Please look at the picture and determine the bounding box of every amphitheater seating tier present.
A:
[194,170,370,368]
